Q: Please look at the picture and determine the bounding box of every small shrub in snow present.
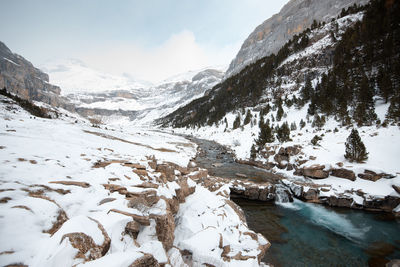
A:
[276,122,291,143]
[250,144,257,160]
[344,129,368,163]
[300,119,306,129]
[290,122,297,131]
[256,119,275,150]
[244,110,252,125]
[233,114,241,129]
[311,135,322,146]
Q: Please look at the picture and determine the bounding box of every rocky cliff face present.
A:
[0,41,64,107]
[225,0,369,78]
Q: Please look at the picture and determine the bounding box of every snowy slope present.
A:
[0,95,269,266]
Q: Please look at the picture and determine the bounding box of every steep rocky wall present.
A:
[226,0,369,78]
[0,41,64,107]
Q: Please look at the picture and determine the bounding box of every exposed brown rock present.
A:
[89,217,111,257]
[156,164,175,182]
[124,163,146,170]
[285,145,301,156]
[302,188,319,201]
[0,188,15,193]
[151,212,175,251]
[244,186,260,200]
[0,197,11,203]
[127,191,160,210]
[392,185,400,195]
[160,196,180,215]
[49,181,90,188]
[0,250,14,255]
[125,220,140,239]
[331,168,356,181]
[221,245,231,261]
[107,209,150,226]
[147,156,157,170]
[98,198,116,206]
[27,184,71,195]
[231,251,256,261]
[44,209,69,236]
[187,169,208,180]
[135,182,159,189]
[93,159,126,168]
[133,169,149,178]
[129,253,160,267]
[102,184,127,194]
[358,170,383,182]
[327,196,353,208]
[219,234,223,248]
[61,232,103,260]
[175,177,195,203]
[11,205,33,212]
[303,165,329,179]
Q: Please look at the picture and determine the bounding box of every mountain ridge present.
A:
[225,0,369,78]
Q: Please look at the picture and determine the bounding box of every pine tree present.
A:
[386,93,400,122]
[276,122,291,143]
[233,114,241,129]
[344,129,368,162]
[300,119,306,129]
[301,76,313,101]
[290,122,297,131]
[256,120,275,150]
[354,75,377,126]
[244,110,252,125]
[250,144,257,160]
[276,99,284,121]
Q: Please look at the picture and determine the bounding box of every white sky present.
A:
[0,0,288,83]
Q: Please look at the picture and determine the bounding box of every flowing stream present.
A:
[189,136,400,266]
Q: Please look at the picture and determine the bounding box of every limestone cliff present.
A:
[0,41,64,107]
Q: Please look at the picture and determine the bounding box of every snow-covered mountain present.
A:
[225,0,369,78]
[41,59,225,125]
[40,59,152,96]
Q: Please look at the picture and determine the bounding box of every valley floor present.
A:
[0,95,268,267]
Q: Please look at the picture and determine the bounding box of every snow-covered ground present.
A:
[171,99,400,207]
[0,95,268,266]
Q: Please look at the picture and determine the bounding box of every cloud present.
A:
[80,30,237,83]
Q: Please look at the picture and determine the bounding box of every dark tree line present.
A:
[302,0,400,126]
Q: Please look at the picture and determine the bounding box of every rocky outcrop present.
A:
[358,170,395,181]
[0,41,68,108]
[129,253,160,267]
[303,165,329,179]
[331,168,356,181]
[282,179,400,214]
[225,0,369,77]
